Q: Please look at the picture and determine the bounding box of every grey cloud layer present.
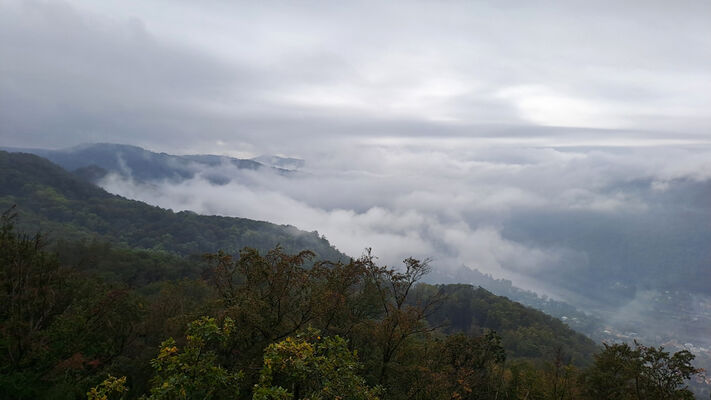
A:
[2,0,710,155]
[98,142,711,303]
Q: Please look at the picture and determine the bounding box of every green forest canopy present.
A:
[0,209,703,399]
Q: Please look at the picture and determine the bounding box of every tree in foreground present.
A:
[584,341,702,400]
[0,207,142,399]
[98,321,382,399]
[146,316,242,400]
[440,332,506,400]
[86,375,127,400]
[253,330,381,400]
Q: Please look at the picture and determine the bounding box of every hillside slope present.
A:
[0,151,345,261]
[417,283,599,366]
[0,143,285,184]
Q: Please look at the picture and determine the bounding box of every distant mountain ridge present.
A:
[0,143,295,184]
[430,265,604,338]
[253,154,306,170]
[0,150,345,261]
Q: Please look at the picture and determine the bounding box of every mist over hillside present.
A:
[9,143,709,359]
[0,151,345,262]
[0,143,294,185]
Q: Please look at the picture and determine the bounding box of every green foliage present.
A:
[87,375,128,400]
[419,283,598,365]
[439,332,506,399]
[584,341,701,400]
[147,317,242,400]
[0,208,143,399]
[0,193,704,398]
[0,206,65,372]
[0,206,70,398]
[54,239,201,286]
[354,252,442,386]
[204,247,325,381]
[254,330,381,400]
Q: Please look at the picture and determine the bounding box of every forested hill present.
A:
[416,284,599,366]
[2,214,702,399]
[0,151,345,261]
[0,143,279,183]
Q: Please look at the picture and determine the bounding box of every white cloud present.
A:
[497,85,616,128]
[98,142,711,299]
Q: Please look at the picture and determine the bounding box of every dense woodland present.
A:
[0,151,705,399]
[1,209,703,399]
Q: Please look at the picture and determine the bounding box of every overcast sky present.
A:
[1,0,710,155]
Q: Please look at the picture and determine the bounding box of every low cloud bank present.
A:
[99,141,711,304]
